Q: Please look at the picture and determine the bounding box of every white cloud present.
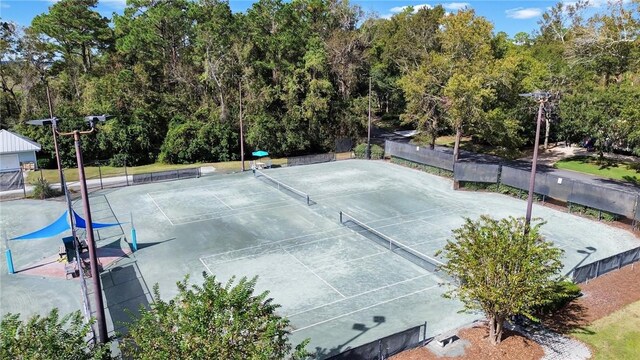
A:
[101,0,127,8]
[443,3,470,11]
[1,3,10,9]
[505,7,543,20]
[390,4,432,14]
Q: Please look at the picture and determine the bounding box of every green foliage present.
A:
[0,310,110,359]
[569,203,620,222]
[31,178,61,199]
[437,216,564,344]
[354,143,383,159]
[3,0,639,168]
[534,280,582,316]
[121,273,309,359]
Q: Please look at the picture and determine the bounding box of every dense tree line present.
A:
[1,0,638,167]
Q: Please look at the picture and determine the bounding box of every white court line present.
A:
[199,227,345,262]
[200,257,214,274]
[291,284,438,333]
[147,193,174,226]
[146,177,254,196]
[171,201,301,226]
[281,246,346,298]
[206,188,233,210]
[311,250,386,271]
[287,273,431,317]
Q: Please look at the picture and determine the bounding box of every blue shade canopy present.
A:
[73,211,120,229]
[252,150,269,157]
[11,211,70,240]
[10,211,122,240]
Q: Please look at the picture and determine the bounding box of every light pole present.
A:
[27,116,65,193]
[367,76,372,159]
[519,91,551,233]
[58,114,112,344]
[239,78,245,171]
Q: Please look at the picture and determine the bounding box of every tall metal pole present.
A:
[367,76,372,160]
[73,131,108,343]
[45,82,65,193]
[524,99,545,232]
[239,79,245,171]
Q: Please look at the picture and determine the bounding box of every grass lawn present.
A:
[573,301,640,360]
[27,158,288,184]
[554,156,640,185]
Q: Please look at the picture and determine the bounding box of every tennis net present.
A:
[340,211,452,281]
[254,169,311,205]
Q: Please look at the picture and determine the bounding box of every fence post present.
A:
[5,249,15,274]
[423,321,428,345]
[21,172,26,197]
[378,340,382,360]
[339,211,343,224]
[124,158,130,186]
[98,163,103,190]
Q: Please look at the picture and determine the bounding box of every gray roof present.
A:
[0,129,41,154]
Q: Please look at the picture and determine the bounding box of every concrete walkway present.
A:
[506,322,591,360]
[426,320,591,360]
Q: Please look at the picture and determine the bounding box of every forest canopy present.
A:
[1,0,638,167]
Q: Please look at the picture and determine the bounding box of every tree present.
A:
[1,309,110,359]
[437,216,564,344]
[121,273,308,359]
[439,9,494,162]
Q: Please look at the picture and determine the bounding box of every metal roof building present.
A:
[0,129,41,171]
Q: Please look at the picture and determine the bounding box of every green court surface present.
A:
[1,160,639,357]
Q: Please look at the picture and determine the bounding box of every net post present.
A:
[306,195,310,206]
[340,211,343,224]
[423,321,427,345]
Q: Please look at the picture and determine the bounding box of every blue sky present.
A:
[0,0,599,37]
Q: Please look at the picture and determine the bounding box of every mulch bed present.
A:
[393,263,640,359]
[392,325,544,360]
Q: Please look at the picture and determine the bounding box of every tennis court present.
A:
[2,159,639,356]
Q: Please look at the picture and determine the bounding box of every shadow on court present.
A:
[313,316,386,359]
[100,261,152,337]
[135,237,177,250]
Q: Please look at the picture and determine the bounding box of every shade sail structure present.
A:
[10,210,122,240]
[252,150,269,157]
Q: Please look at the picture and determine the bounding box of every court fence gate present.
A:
[325,322,429,360]
[385,140,640,224]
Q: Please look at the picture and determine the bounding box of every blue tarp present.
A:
[10,210,122,240]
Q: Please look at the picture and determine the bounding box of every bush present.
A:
[534,280,582,316]
[569,203,619,221]
[32,179,61,199]
[1,310,110,359]
[122,273,309,359]
[354,143,384,159]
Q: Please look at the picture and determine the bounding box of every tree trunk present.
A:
[453,125,461,163]
[544,118,550,149]
[489,314,505,345]
[452,125,461,190]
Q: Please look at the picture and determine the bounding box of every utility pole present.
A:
[519,91,550,234]
[58,115,112,344]
[44,78,65,194]
[367,76,372,160]
[239,78,245,171]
